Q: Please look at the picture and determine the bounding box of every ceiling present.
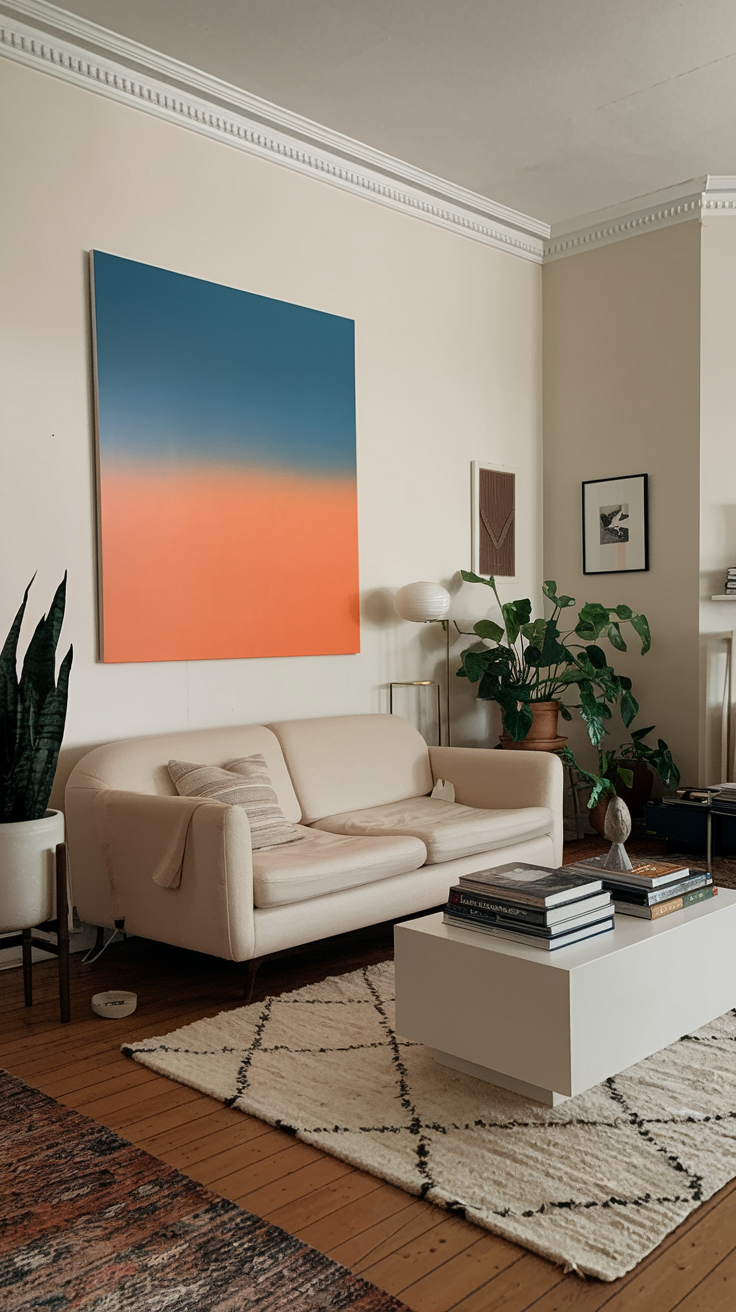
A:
[34,0,736,224]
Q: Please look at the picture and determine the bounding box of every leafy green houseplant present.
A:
[456,572,651,747]
[1,575,73,823]
[563,728,680,818]
[615,726,680,791]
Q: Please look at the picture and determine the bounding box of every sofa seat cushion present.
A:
[312,797,554,864]
[251,826,427,908]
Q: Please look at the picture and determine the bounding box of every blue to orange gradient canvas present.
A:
[91,252,359,662]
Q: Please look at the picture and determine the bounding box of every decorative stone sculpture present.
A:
[602,795,633,870]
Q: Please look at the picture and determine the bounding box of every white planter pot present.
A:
[0,810,65,932]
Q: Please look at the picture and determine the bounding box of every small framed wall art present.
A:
[582,473,649,574]
[471,462,516,578]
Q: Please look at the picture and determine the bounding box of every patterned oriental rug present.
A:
[0,1069,407,1311]
[126,961,736,1284]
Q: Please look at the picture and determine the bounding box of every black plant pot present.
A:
[613,761,654,817]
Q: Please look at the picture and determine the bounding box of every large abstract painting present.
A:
[91,251,359,662]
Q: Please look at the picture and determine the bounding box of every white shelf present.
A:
[711,595,736,600]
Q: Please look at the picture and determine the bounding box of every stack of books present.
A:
[662,786,716,808]
[711,783,736,814]
[443,862,614,950]
[565,855,715,919]
[725,568,736,595]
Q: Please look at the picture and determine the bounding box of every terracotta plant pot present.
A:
[499,700,567,752]
[589,797,609,836]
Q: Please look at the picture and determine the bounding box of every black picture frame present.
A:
[582,473,649,575]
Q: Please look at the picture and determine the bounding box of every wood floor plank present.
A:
[73,1082,202,1129]
[140,1112,269,1162]
[327,1199,438,1270]
[673,1246,736,1311]
[357,1214,481,1296]
[184,1127,301,1183]
[49,1064,160,1104]
[265,1169,384,1232]
[398,1234,525,1312]
[232,1155,353,1214]
[446,1251,564,1312]
[189,1139,324,1195]
[346,1205,446,1274]
[116,1093,225,1143]
[60,1071,182,1116]
[23,1053,134,1094]
[297,1181,418,1253]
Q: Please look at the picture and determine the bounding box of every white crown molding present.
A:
[0,0,547,262]
[545,177,736,262]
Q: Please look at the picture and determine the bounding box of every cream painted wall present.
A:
[543,223,701,784]
[0,58,542,804]
[699,219,736,783]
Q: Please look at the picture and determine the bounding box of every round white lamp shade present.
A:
[394,581,451,623]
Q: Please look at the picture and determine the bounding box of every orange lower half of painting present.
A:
[99,463,360,662]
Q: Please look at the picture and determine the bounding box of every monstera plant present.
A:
[456,571,651,747]
[1,575,73,823]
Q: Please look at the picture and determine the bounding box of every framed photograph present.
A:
[582,473,649,574]
[471,462,516,578]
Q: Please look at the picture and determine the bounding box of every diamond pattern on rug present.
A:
[124,960,736,1281]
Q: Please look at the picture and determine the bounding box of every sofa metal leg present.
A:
[244,957,263,1004]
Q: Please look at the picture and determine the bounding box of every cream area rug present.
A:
[124,961,736,1282]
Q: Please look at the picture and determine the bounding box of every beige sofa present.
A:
[65,713,563,968]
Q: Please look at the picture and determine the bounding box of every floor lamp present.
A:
[394,581,452,745]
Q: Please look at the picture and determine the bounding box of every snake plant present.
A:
[0,575,73,822]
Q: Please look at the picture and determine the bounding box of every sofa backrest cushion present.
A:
[67,725,301,822]
[269,713,433,824]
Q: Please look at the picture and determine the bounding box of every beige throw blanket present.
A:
[94,790,214,918]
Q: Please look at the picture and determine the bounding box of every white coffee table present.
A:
[394,890,736,1106]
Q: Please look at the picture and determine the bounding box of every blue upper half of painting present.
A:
[92,251,356,477]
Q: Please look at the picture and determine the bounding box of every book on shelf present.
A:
[442,911,615,950]
[608,872,710,905]
[565,857,689,889]
[447,886,612,926]
[660,795,710,809]
[614,885,718,919]
[446,890,612,933]
[457,862,602,907]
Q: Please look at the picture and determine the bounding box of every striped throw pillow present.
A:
[168,755,301,851]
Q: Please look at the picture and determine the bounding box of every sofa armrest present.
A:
[429,746,564,866]
[71,788,256,961]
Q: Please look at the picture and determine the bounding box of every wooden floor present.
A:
[2,840,735,1312]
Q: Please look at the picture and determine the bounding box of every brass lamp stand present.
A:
[393,582,452,746]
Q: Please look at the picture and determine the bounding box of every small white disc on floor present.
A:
[91,990,137,1018]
